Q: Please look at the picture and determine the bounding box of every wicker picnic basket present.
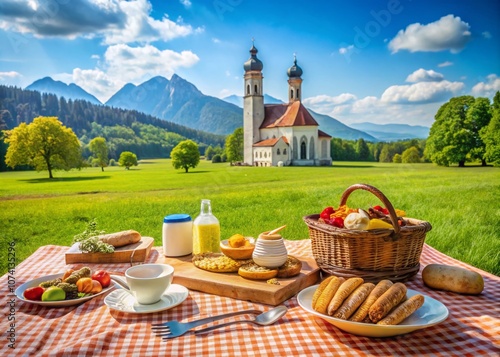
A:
[303,183,432,282]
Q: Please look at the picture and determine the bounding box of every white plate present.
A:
[297,285,449,338]
[15,273,115,307]
[104,284,188,314]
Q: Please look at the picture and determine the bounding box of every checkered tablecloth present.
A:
[1,240,499,356]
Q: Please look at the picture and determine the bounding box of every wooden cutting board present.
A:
[159,253,320,306]
[65,237,154,264]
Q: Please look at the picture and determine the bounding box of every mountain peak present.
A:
[26,77,101,105]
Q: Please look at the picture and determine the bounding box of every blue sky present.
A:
[0,0,499,127]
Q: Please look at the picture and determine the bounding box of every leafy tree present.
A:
[393,153,402,163]
[171,139,200,173]
[212,154,222,163]
[118,151,138,170]
[482,91,500,166]
[89,137,109,171]
[225,127,244,163]
[402,146,421,163]
[379,144,396,162]
[355,138,371,161]
[425,96,491,167]
[4,116,81,178]
[205,145,215,160]
[466,97,491,165]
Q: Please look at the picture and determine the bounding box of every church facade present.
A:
[243,44,332,167]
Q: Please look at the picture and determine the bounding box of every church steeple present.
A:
[287,54,303,103]
[243,40,264,165]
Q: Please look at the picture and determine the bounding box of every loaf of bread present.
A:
[97,230,141,247]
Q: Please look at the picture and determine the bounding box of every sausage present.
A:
[333,283,375,320]
[327,277,364,316]
[350,279,393,322]
[368,282,407,323]
[377,294,425,325]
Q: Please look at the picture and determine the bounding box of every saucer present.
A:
[104,284,188,314]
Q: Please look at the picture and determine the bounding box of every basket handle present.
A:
[339,184,401,239]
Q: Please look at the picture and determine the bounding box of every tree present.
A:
[402,146,421,163]
[225,127,244,163]
[118,151,138,170]
[4,116,81,179]
[205,145,215,160]
[425,96,490,167]
[171,140,200,172]
[466,97,491,166]
[393,153,402,163]
[89,137,109,172]
[482,91,500,166]
[355,138,371,161]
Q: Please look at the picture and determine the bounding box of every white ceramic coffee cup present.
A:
[125,264,174,304]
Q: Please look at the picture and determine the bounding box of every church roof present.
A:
[253,136,289,147]
[260,101,319,129]
[318,129,332,138]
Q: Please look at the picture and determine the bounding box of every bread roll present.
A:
[97,230,141,247]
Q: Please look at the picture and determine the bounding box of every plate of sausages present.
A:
[297,282,448,337]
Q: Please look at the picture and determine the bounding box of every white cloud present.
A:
[0,0,199,44]
[303,93,357,113]
[305,93,440,126]
[180,0,192,8]
[212,37,221,44]
[71,44,199,102]
[471,74,500,97]
[0,71,24,86]
[438,61,453,68]
[482,31,492,39]
[388,15,471,53]
[406,68,444,83]
[381,80,464,104]
[338,45,354,55]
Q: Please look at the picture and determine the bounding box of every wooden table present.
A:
[1,240,499,356]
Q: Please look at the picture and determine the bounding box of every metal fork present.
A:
[152,309,262,339]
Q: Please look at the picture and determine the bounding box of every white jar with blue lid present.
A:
[162,214,193,257]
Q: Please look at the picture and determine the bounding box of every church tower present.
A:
[287,55,303,103]
[243,42,264,165]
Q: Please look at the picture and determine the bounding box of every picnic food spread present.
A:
[311,276,425,326]
[23,267,111,301]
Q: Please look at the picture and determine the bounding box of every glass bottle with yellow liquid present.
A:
[192,199,221,254]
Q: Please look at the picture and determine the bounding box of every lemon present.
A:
[41,286,66,301]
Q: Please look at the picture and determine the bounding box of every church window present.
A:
[283,148,287,155]
[277,148,281,155]
[246,84,250,95]
[254,84,258,94]
[290,89,294,99]
[300,141,307,160]
[297,88,300,99]
[309,137,315,159]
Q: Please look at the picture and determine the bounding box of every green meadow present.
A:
[1,159,499,276]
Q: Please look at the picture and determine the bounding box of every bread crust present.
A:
[97,230,141,247]
[277,255,302,278]
[238,263,278,280]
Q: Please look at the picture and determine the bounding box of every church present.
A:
[243,44,332,167]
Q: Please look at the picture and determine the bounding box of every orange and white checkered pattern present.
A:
[1,241,499,356]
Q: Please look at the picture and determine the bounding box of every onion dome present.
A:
[243,44,263,72]
[287,56,303,78]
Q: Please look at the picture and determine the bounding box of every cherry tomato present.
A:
[91,270,111,288]
[24,286,45,301]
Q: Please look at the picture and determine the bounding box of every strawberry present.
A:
[373,205,389,215]
[325,217,344,228]
[320,206,335,220]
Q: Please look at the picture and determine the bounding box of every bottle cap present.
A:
[164,214,192,223]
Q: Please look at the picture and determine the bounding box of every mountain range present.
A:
[24,76,429,141]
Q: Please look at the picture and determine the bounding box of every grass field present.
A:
[1,159,499,276]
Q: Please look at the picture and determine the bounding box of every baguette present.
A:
[327,277,364,316]
[97,230,141,248]
[350,279,393,322]
[368,282,407,323]
[333,282,375,320]
[377,294,425,325]
[313,276,345,314]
